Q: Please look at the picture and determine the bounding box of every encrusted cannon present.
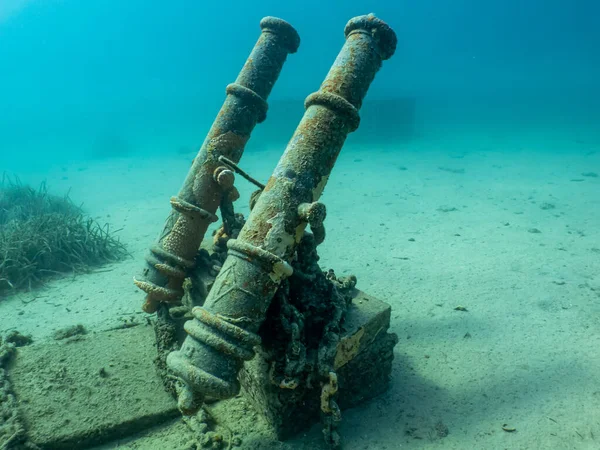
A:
[167,14,397,415]
[134,17,300,313]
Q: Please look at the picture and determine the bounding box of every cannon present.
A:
[134,17,300,314]
[166,14,398,419]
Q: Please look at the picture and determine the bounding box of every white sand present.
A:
[1,128,599,449]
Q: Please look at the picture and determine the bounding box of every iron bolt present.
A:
[214,167,235,189]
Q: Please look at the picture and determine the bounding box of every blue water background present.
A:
[0,0,598,171]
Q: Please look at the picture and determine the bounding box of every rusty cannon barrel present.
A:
[167,14,397,414]
[134,18,300,313]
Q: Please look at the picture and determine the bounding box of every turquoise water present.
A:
[1,2,599,449]
[1,1,598,170]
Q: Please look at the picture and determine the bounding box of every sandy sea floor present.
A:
[1,126,599,449]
